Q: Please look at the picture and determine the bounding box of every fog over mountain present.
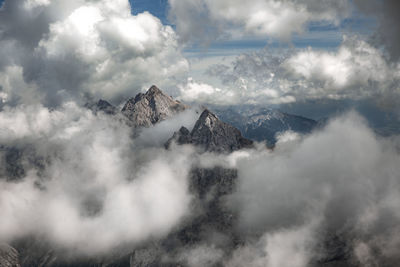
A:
[0,0,400,267]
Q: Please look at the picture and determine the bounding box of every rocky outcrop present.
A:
[0,244,20,267]
[166,109,253,153]
[122,85,187,128]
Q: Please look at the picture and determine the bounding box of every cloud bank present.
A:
[0,103,193,255]
[223,112,400,266]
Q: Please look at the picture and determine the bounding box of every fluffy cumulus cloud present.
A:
[168,0,351,43]
[177,78,238,105]
[0,0,188,106]
[191,36,400,105]
[284,36,400,99]
[0,103,194,255]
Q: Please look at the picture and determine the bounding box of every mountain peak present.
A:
[199,108,217,119]
[193,109,218,129]
[122,85,187,127]
[167,109,253,153]
[147,85,162,95]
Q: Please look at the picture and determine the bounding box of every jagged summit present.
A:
[167,109,253,153]
[147,84,163,95]
[122,85,187,127]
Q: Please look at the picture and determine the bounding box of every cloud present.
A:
[284,36,400,99]
[168,0,351,44]
[355,0,400,62]
[222,112,400,265]
[135,107,200,147]
[177,244,224,267]
[0,103,193,255]
[0,0,189,106]
[225,221,317,267]
[177,78,238,105]
[177,49,297,105]
[196,36,400,105]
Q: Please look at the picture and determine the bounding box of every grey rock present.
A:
[164,127,191,149]
[167,109,253,153]
[0,244,20,267]
[122,85,187,128]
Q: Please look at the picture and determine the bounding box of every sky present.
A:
[0,0,399,122]
[130,0,397,126]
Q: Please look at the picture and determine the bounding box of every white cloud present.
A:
[0,0,189,106]
[0,103,193,255]
[197,36,400,105]
[178,78,236,105]
[225,220,317,267]
[221,112,400,265]
[284,36,399,99]
[168,0,351,43]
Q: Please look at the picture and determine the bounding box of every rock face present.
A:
[122,85,187,127]
[0,244,20,267]
[167,109,253,153]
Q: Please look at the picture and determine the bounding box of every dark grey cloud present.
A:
[355,0,400,61]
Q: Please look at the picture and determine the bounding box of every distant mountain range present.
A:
[212,105,318,146]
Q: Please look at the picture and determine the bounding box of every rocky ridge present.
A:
[121,85,188,128]
[0,244,20,267]
[166,109,253,153]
